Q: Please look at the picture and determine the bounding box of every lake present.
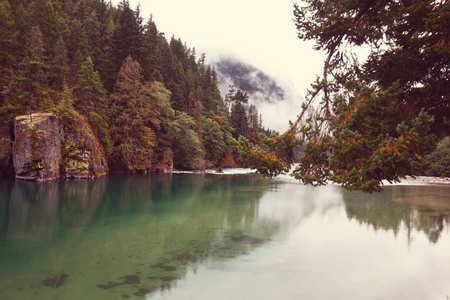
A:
[0,171,449,300]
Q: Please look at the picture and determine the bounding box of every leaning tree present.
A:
[235,0,449,192]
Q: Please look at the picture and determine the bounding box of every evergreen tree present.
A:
[224,84,236,112]
[0,0,18,104]
[425,137,450,177]
[49,35,69,88]
[247,104,260,144]
[75,56,111,155]
[2,26,48,119]
[74,56,106,113]
[0,0,233,174]
[67,19,89,80]
[237,0,449,192]
[56,82,77,123]
[202,117,225,166]
[111,0,143,67]
[26,0,62,53]
[229,101,248,140]
[141,16,163,81]
[169,112,205,170]
[109,56,161,172]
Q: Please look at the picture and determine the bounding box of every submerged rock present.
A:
[62,113,108,179]
[134,288,157,297]
[230,234,267,244]
[12,113,63,181]
[96,274,141,289]
[43,272,68,288]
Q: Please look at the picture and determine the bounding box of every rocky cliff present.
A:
[13,113,64,181]
[62,113,108,179]
[11,113,108,181]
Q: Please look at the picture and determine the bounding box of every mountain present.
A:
[211,56,303,132]
[213,57,286,103]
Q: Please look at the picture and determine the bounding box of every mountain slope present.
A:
[211,56,303,132]
[214,57,285,103]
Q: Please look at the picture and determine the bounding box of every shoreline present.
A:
[390,175,450,186]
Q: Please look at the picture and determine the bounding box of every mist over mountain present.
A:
[211,56,303,132]
[214,57,285,103]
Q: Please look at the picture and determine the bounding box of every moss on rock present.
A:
[61,112,108,179]
[12,113,64,181]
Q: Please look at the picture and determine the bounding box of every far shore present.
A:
[389,176,450,186]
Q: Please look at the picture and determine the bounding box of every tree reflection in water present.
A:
[342,185,450,244]
[0,174,274,299]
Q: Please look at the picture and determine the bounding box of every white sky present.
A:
[113,0,327,131]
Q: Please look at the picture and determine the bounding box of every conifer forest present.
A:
[0,0,449,192]
[0,0,266,175]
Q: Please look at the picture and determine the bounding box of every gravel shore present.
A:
[394,176,450,185]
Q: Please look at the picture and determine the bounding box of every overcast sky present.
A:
[112,0,327,131]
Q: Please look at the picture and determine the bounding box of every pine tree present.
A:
[169,112,205,170]
[224,84,236,112]
[141,16,163,81]
[109,56,163,172]
[111,0,143,67]
[0,0,18,103]
[2,26,49,119]
[202,117,225,166]
[74,56,111,155]
[237,0,449,192]
[67,19,89,80]
[247,104,260,144]
[49,35,69,88]
[26,0,62,53]
[229,102,248,140]
[74,56,106,113]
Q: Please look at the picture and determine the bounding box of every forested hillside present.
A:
[0,0,265,174]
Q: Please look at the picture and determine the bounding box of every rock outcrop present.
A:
[62,113,108,179]
[11,112,108,181]
[13,113,64,181]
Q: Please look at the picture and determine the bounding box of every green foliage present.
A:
[202,117,225,166]
[169,112,205,170]
[109,56,160,172]
[244,0,450,192]
[323,86,435,192]
[294,0,449,135]
[229,102,248,140]
[112,0,143,68]
[74,56,112,156]
[0,0,17,93]
[296,85,436,193]
[0,0,232,175]
[234,127,300,178]
[49,36,69,88]
[425,137,450,177]
[88,111,112,157]
[56,83,77,123]
[1,26,49,120]
[74,56,106,113]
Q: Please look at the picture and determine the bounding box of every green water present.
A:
[0,173,449,300]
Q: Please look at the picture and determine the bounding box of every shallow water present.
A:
[0,173,449,300]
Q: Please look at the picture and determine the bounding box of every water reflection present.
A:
[0,174,273,299]
[1,176,449,300]
[1,179,107,239]
[342,185,450,244]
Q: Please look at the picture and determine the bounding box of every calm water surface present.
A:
[0,172,449,300]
